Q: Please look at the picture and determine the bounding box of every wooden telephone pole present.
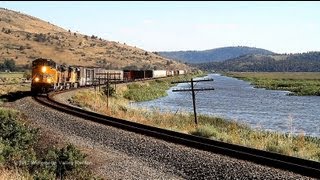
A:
[95,72,122,109]
[171,78,214,125]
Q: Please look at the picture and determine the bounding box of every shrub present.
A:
[23,70,32,80]
[18,46,25,51]
[0,108,98,179]
[190,126,218,138]
[0,108,38,170]
[102,85,116,97]
[34,33,47,42]
[266,142,290,155]
[4,29,11,34]
[42,144,89,179]
[0,59,16,71]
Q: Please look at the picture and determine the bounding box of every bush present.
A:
[33,144,95,179]
[0,59,16,71]
[34,33,47,42]
[102,85,115,97]
[41,144,90,179]
[0,108,38,170]
[190,126,218,138]
[23,70,32,80]
[266,142,290,155]
[0,108,98,179]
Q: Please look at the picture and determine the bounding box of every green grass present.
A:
[124,79,173,101]
[224,72,320,96]
[0,72,24,78]
[124,72,206,102]
[0,72,27,85]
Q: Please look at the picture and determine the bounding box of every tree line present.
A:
[0,59,30,72]
[0,59,16,71]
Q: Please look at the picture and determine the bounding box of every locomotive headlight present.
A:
[41,66,47,73]
[47,79,51,83]
[35,77,40,82]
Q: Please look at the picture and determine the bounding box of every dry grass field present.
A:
[0,8,191,71]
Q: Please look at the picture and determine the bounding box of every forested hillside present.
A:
[158,46,274,64]
[196,52,320,72]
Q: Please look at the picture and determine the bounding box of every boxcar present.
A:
[166,70,174,77]
[95,69,124,84]
[153,70,167,78]
[78,66,96,86]
[178,70,185,75]
[144,70,153,79]
[123,70,147,81]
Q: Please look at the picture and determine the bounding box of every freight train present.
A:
[31,58,186,94]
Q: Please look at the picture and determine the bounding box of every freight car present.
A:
[31,58,187,94]
[123,70,154,81]
[153,70,167,78]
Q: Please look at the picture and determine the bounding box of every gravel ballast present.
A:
[9,94,315,179]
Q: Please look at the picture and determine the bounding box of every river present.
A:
[133,74,320,137]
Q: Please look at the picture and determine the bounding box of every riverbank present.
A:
[70,74,320,162]
[124,71,206,102]
[223,72,320,96]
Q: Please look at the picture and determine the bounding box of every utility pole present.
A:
[171,78,214,125]
[95,72,122,109]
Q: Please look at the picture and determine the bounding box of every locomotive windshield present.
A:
[32,58,56,68]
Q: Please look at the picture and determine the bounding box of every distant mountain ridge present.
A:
[158,46,274,64]
[196,52,320,72]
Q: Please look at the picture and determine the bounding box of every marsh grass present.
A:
[123,73,206,102]
[124,80,169,101]
[224,72,320,96]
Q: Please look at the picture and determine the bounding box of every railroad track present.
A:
[33,88,320,179]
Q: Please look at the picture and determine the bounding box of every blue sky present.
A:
[1,1,320,53]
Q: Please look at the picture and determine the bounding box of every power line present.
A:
[171,78,214,125]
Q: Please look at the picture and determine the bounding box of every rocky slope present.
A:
[0,8,191,71]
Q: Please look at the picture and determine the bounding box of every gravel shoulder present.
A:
[4,91,315,179]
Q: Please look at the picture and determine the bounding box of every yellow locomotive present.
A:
[31,58,78,94]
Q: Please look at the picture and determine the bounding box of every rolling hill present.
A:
[0,8,191,71]
[157,46,274,64]
[196,52,320,72]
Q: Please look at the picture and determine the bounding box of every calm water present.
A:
[133,74,320,137]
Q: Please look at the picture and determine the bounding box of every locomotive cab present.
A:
[31,58,58,94]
